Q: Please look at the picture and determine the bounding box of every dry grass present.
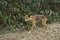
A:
[0,23,60,40]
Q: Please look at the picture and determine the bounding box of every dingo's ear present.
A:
[25,15,28,17]
[24,14,28,17]
[24,13,30,17]
[30,16,33,18]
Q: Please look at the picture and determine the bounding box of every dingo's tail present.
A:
[46,11,52,17]
[48,11,52,16]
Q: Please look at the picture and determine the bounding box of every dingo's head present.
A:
[24,15,30,21]
[24,14,34,22]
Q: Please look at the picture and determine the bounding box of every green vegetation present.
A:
[0,0,60,34]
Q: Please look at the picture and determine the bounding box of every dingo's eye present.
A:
[25,17,29,21]
[25,17,28,19]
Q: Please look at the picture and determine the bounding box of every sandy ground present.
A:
[0,23,60,40]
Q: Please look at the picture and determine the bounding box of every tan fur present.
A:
[24,11,52,33]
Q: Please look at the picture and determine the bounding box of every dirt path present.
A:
[0,23,60,40]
